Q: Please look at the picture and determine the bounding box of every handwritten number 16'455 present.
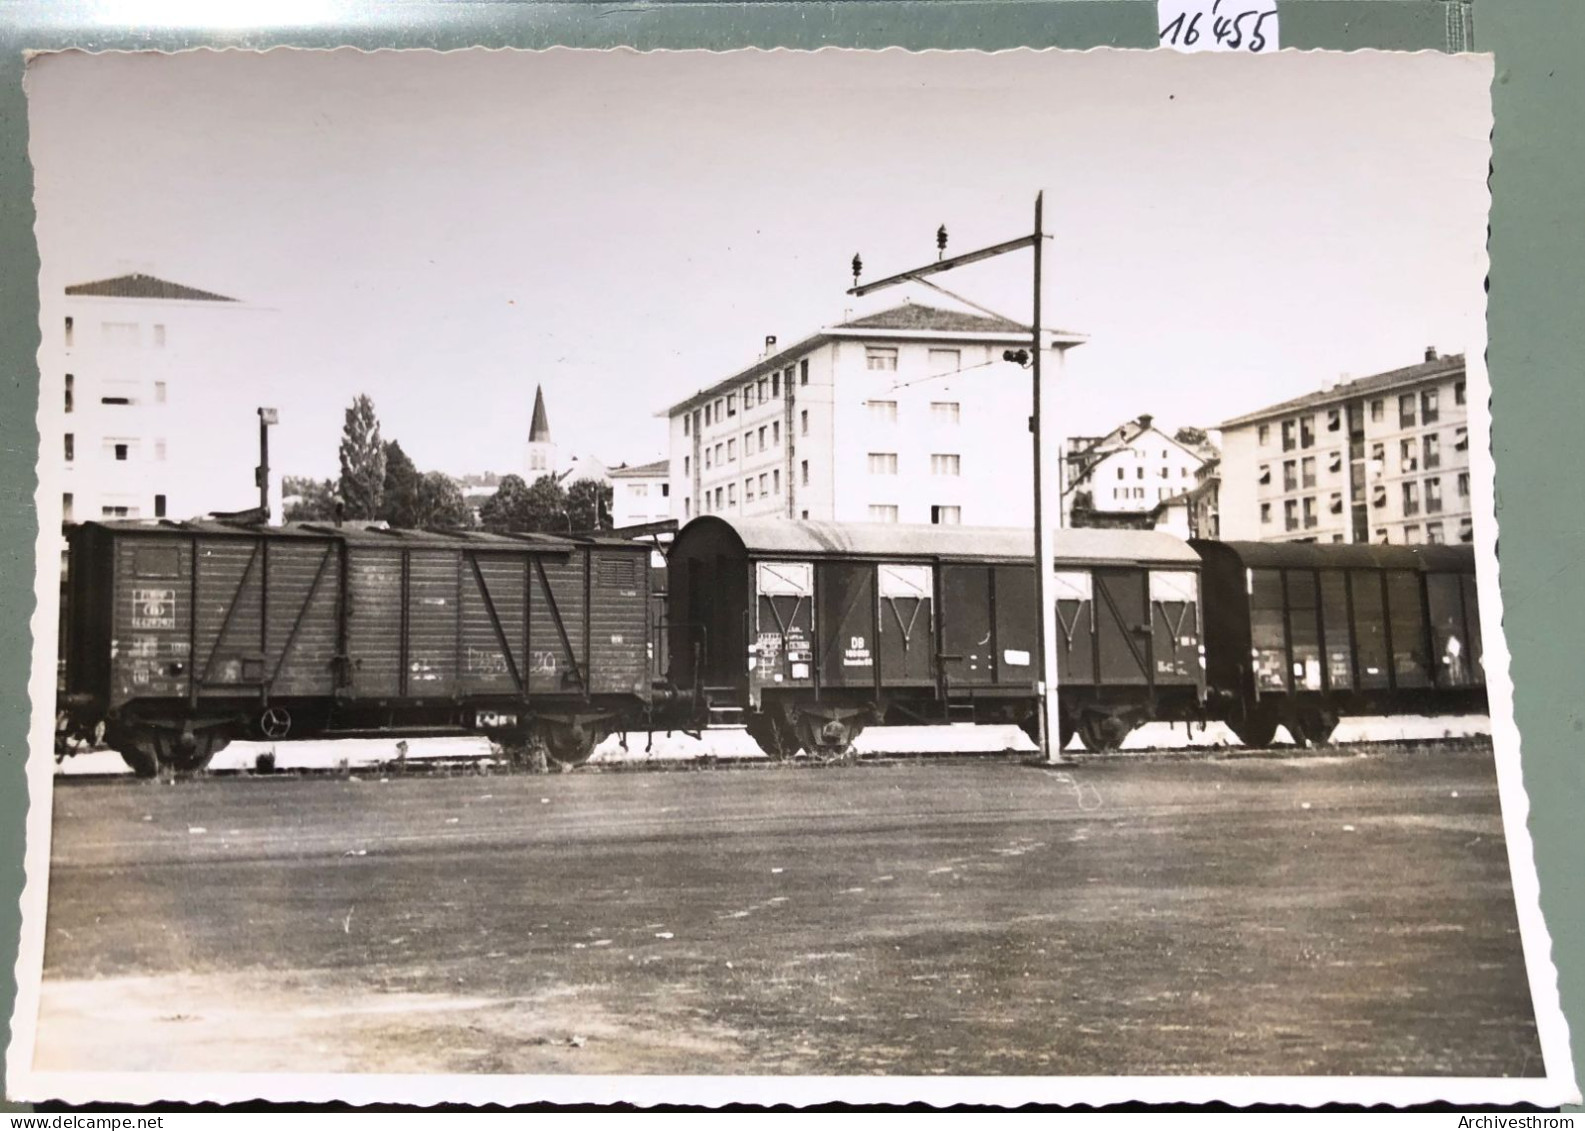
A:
[1161,2,1275,51]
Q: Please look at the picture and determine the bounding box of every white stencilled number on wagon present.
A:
[131,588,176,630]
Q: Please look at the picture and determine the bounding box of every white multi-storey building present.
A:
[660,302,1085,526]
[1060,415,1216,524]
[608,459,671,529]
[1219,350,1471,545]
[43,273,271,529]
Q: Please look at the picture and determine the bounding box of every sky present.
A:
[26,48,1493,484]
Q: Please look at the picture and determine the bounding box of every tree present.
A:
[479,474,532,534]
[338,394,386,520]
[377,440,424,528]
[566,478,613,532]
[282,477,339,522]
[415,471,472,529]
[1174,426,1210,449]
[519,474,569,533]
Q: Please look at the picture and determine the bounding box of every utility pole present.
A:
[848,192,1066,762]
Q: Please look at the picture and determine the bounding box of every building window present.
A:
[1455,380,1466,406]
[1260,502,1271,525]
[114,443,129,461]
[744,431,753,455]
[1373,485,1388,509]
[1402,481,1420,516]
[773,421,781,446]
[1423,433,1441,469]
[1281,420,1296,451]
[101,395,132,406]
[931,401,961,426]
[64,374,73,413]
[1136,467,1145,480]
[1300,416,1315,448]
[801,510,810,519]
[1426,521,1444,545]
[630,483,650,498]
[683,414,690,437]
[1399,393,1416,428]
[868,400,898,424]
[930,453,960,477]
[771,372,780,398]
[63,433,73,461]
[744,384,756,409]
[1422,388,1439,424]
[1117,467,1126,481]
[1134,487,1145,499]
[931,505,961,525]
[704,404,712,427]
[784,367,795,394]
[1371,399,1384,422]
[715,442,723,464]
[1303,496,1317,529]
[716,398,725,420]
[1400,439,1417,473]
[1258,424,1270,446]
[1454,425,1468,452]
[773,469,781,495]
[759,473,768,497]
[1158,467,1169,480]
[1328,450,1343,474]
[1457,471,1470,498]
[684,455,690,476]
[868,452,898,476]
[661,484,670,497]
[1425,477,1443,513]
[704,449,713,470]
[758,426,767,450]
[727,393,737,417]
[1301,456,1316,489]
[800,410,809,436]
[745,478,755,501]
[1282,460,1297,492]
[928,348,961,373]
[758,377,769,402]
[1370,441,1385,469]
[800,359,809,386]
[1329,491,1343,515]
[1327,408,1341,432]
[800,460,809,486]
[1404,525,1423,545]
[727,483,736,505]
[1258,464,1271,486]
[102,506,135,518]
[727,439,736,461]
[62,493,72,522]
[154,494,167,518]
[868,504,899,523]
[684,498,691,519]
[64,317,73,348]
[1284,499,1299,532]
[1458,517,1473,543]
[715,487,724,510]
[865,347,898,372]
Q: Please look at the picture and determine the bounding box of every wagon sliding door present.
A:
[816,562,876,688]
[1149,569,1200,683]
[1052,570,1094,685]
[755,561,814,687]
[938,565,994,687]
[877,564,934,685]
[1092,568,1152,686]
[347,549,403,698]
[406,550,462,696]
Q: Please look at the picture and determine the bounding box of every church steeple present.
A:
[529,385,552,443]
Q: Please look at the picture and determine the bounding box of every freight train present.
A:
[54,515,1487,776]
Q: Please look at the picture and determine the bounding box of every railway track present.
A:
[52,732,1495,785]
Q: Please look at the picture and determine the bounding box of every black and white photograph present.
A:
[7,46,1577,1106]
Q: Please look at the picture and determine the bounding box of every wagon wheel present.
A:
[1291,707,1340,748]
[539,720,603,768]
[500,731,550,774]
[257,706,293,741]
[745,711,799,760]
[114,736,160,779]
[1020,711,1076,753]
[1077,713,1132,754]
[793,713,860,764]
[167,726,232,775]
[1227,706,1279,749]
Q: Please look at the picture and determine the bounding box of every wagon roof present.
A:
[683,517,1202,565]
[73,519,638,551]
[1201,540,1476,572]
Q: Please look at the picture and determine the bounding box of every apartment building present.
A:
[608,459,671,529]
[1219,350,1471,545]
[45,272,268,528]
[1061,415,1216,525]
[660,302,1085,526]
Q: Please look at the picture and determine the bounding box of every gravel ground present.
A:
[34,744,1540,1078]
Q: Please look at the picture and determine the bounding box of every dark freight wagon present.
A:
[59,520,657,775]
[1191,540,1486,746]
[665,517,1208,756]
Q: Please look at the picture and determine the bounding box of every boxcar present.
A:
[59,519,656,775]
[1191,540,1486,746]
[665,517,1207,756]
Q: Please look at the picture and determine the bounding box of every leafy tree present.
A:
[519,474,570,533]
[415,471,472,529]
[566,478,613,532]
[377,440,424,528]
[282,477,339,522]
[1174,426,1210,449]
[479,474,532,534]
[338,394,386,520]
